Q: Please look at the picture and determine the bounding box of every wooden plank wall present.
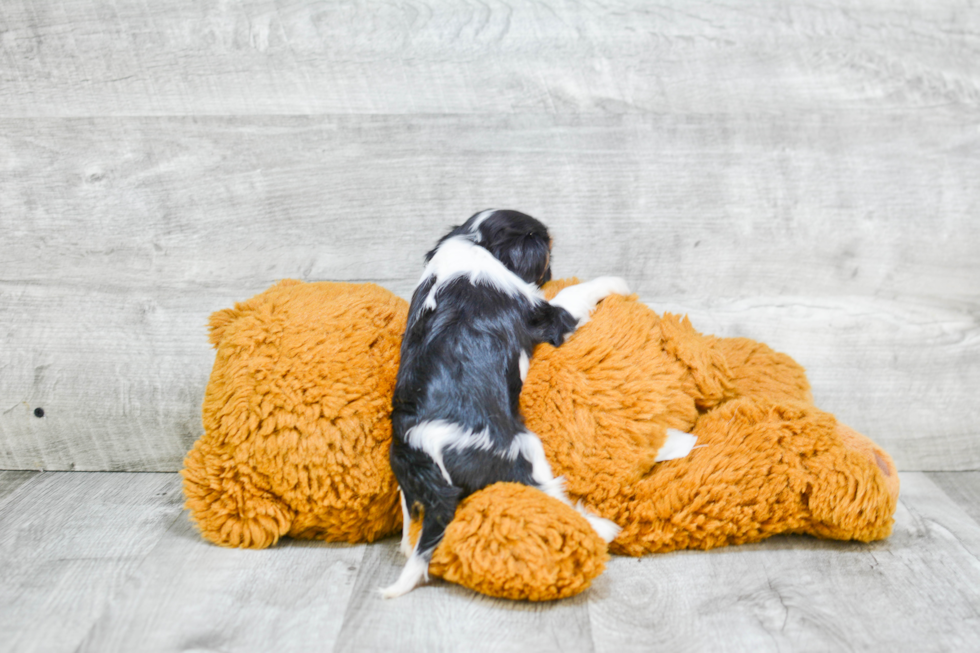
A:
[1,1,977,472]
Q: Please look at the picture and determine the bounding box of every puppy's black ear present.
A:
[493,232,552,286]
[540,259,552,285]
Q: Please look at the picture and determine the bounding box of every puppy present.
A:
[381,209,628,599]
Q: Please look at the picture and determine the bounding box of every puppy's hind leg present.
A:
[397,489,412,558]
[380,500,458,599]
[380,547,431,600]
[380,460,461,599]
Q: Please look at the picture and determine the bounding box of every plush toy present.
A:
[182,279,899,601]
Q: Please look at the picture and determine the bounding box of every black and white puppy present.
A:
[381,209,628,599]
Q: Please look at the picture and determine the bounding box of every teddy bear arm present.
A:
[711,336,813,405]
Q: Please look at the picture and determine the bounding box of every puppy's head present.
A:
[427,209,553,286]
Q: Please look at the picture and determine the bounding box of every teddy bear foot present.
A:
[427,483,610,601]
[181,440,294,549]
[610,398,899,555]
[834,422,900,503]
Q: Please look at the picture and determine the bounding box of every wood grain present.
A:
[926,472,980,539]
[0,112,977,471]
[1,114,977,302]
[75,514,367,653]
[0,1,977,117]
[334,539,596,653]
[0,283,230,472]
[2,471,980,652]
[0,471,36,506]
[587,472,980,653]
[0,472,183,653]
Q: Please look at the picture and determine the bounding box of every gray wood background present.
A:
[1,0,978,472]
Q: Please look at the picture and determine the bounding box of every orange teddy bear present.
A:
[182,279,899,601]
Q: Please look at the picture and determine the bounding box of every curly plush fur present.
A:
[182,280,405,548]
[182,278,899,600]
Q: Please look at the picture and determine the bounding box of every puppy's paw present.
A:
[550,276,630,325]
[380,554,430,599]
[593,276,630,298]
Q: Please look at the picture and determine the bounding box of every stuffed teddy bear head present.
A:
[183,280,405,549]
[183,279,898,600]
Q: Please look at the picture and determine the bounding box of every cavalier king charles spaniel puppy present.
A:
[381,209,629,598]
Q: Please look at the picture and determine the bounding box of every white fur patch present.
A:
[655,429,698,462]
[405,421,472,485]
[550,276,630,325]
[581,509,622,543]
[380,551,430,599]
[468,209,496,239]
[514,431,620,543]
[513,432,557,488]
[398,490,412,558]
[519,350,530,383]
[417,236,544,311]
[406,420,510,485]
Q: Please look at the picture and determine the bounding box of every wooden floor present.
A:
[1,471,978,652]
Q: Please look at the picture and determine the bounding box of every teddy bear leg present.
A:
[709,399,899,544]
[181,439,294,549]
[789,414,900,543]
[428,483,611,601]
[613,398,899,555]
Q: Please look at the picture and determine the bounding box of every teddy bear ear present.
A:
[207,307,240,347]
[207,279,304,347]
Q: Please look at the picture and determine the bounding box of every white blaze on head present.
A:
[467,210,497,240]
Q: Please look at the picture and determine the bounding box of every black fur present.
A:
[390,210,577,560]
[424,209,554,284]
